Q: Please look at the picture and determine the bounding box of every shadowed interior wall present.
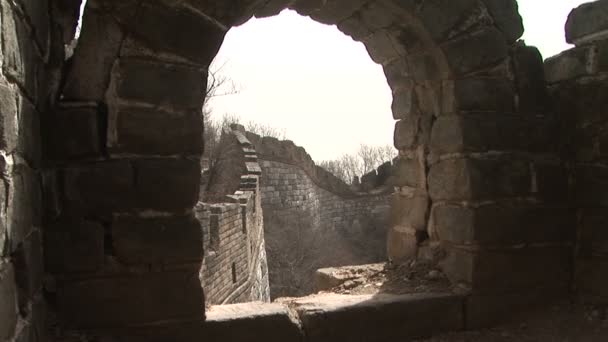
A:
[0,0,605,339]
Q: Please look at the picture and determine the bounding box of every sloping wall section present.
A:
[247,132,392,298]
[197,125,270,305]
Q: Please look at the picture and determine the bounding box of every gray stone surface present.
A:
[566,0,608,44]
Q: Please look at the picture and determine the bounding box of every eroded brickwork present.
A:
[197,126,270,305]
[546,0,608,304]
[0,0,607,340]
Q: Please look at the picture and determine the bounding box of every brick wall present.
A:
[0,0,80,340]
[197,126,270,305]
[546,0,608,304]
[247,132,391,297]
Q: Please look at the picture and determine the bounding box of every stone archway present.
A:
[46,0,566,330]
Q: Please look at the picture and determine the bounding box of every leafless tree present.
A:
[319,144,397,184]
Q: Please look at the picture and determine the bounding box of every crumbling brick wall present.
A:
[197,126,270,305]
[545,0,608,304]
[0,0,80,340]
[247,132,390,297]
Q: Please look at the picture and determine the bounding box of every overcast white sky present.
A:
[208,1,589,162]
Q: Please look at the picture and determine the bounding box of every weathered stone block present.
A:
[466,286,565,329]
[47,106,101,160]
[550,78,608,129]
[359,1,394,31]
[535,162,569,203]
[512,45,548,114]
[290,0,325,16]
[575,165,608,207]
[57,269,205,328]
[429,158,531,201]
[62,7,124,101]
[482,0,524,42]
[7,166,41,252]
[115,59,206,110]
[416,0,480,41]
[45,219,105,273]
[387,225,419,263]
[63,161,135,215]
[309,0,368,25]
[390,194,429,231]
[16,0,49,54]
[576,257,608,300]
[394,116,418,150]
[128,2,226,65]
[0,263,17,341]
[1,1,39,97]
[390,157,421,188]
[295,293,464,341]
[112,108,203,155]
[442,246,571,293]
[432,113,558,155]
[448,78,515,113]
[442,27,509,75]
[544,45,595,84]
[0,81,18,152]
[566,0,608,44]
[391,82,418,120]
[135,158,201,211]
[432,203,575,245]
[579,209,608,257]
[364,30,402,65]
[12,229,43,313]
[113,214,203,264]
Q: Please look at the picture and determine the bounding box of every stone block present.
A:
[0,263,17,341]
[112,214,203,264]
[391,81,419,120]
[294,293,464,341]
[465,286,565,329]
[290,0,326,16]
[574,164,608,207]
[387,225,419,264]
[0,81,18,152]
[390,193,428,231]
[482,0,524,43]
[544,45,595,83]
[447,78,515,113]
[309,0,368,25]
[112,107,203,155]
[359,1,394,31]
[550,77,608,129]
[336,13,371,41]
[12,229,43,313]
[428,158,532,201]
[16,95,41,166]
[115,59,206,110]
[535,162,569,203]
[364,30,402,65]
[432,203,575,245]
[45,219,105,273]
[57,269,205,328]
[62,7,124,101]
[135,158,201,211]
[578,209,608,257]
[394,116,419,150]
[1,1,39,97]
[7,166,41,252]
[442,27,509,76]
[16,0,49,54]
[416,0,480,41]
[566,0,608,44]
[114,302,304,342]
[128,2,226,65]
[442,246,572,293]
[512,45,548,114]
[576,257,608,301]
[47,106,101,160]
[63,161,135,215]
[432,115,558,156]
